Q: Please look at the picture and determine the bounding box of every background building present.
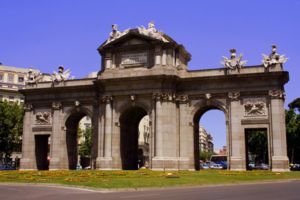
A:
[0,64,30,103]
[199,125,214,153]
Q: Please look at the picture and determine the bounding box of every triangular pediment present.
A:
[119,38,149,47]
[98,29,171,53]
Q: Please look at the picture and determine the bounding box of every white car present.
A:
[210,164,223,169]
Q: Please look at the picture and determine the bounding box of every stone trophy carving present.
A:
[26,68,43,84]
[243,98,267,117]
[137,21,169,43]
[262,45,288,68]
[35,112,51,125]
[51,66,71,83]
[222,49,247,70]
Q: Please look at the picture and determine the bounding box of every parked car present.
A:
[210,163,223,169]
[200,163,210,169]
[0,164,16,170]
[290,164,300,171]
[254,163,269,170]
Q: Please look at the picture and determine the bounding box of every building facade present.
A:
[0,65,30,103]
[199,126,214,153]
[20,23,290,171]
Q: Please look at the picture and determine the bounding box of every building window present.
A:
[18,76,24,83]
[8,74,14,83]
[0,95,3,101]
[0,73,3,81]
[9,96,14,102]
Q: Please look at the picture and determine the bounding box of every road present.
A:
[0,180,299,200]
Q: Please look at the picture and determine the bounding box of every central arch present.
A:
[120,106,148,170]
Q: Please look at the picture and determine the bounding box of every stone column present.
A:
[228,92,246,171]
[91,102,99,169]
[98,96,113,169]
[20,103,37,170]
[152,93,178,170]
[269,90,289,171]
[49,102,68,170]
[177,95,194,170]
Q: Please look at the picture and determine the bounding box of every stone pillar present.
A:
[49,102,68,170]
[178,95,194,170]
[91,102,99,169]
[152,93,178,170]
[269,90,289,171]
[20,103,37,170]
[98,96,113,169]
[228,92,246,171]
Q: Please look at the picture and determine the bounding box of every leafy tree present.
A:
[78,127,92,157]
[246,130,268,164]
[286,98,300,164]
[200,151,215,161]
[0,101,24,159]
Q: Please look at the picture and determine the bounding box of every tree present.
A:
[246,130,268,164]
[286,98,300,164]
[78,127,92,157]
[0,101,24,160]
[200,151,214,161]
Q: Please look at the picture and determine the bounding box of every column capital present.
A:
[153,93,175,102]
[23,103,33,111]
[228,91,240,101]
[175,94,189,104]
[269,89,285,99]
[52,101,62,110]
[101,95,113,104]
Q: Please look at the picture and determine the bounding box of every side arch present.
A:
[190,99,229,170]
[64,106,93,170]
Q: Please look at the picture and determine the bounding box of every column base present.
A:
[49,157,69,170]
[20,158,37,170]
[230,157,246,171]
[271,156,290,172]
[96,157,114,170]
[151,157,195,170]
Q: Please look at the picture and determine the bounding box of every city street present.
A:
[1,180,299,200]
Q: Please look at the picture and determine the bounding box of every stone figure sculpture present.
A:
[51,65,71,83]
[137,21,169,42]
[222,49,247,70]
[26,68,43,84]
[105,24,129,44]
[262,45,288,68]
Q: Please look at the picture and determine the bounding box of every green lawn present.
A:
[0,170,300,189]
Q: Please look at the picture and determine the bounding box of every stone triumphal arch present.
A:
[20,23,289,171]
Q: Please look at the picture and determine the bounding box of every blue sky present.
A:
[1,0,299,149]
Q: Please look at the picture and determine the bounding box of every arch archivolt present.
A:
[63,105,93,124]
